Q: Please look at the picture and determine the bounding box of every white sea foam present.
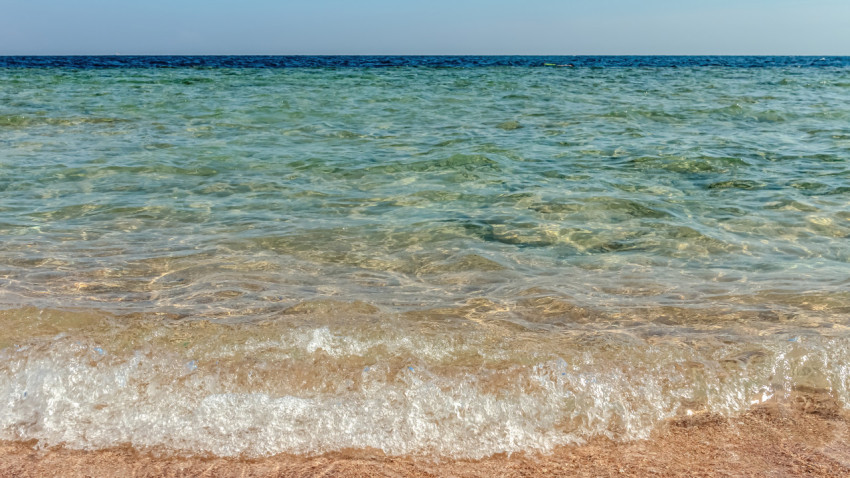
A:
[1,330,848,458]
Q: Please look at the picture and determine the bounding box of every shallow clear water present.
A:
[1,58,849,458]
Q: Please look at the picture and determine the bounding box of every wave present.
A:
[1,306,848,458]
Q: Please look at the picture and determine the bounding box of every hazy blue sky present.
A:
[1,0,848,55]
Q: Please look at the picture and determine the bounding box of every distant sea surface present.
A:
[1,56,849,458]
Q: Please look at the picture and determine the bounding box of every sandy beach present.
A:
[1,390,848,477]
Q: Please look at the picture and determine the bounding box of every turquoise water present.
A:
[1,63,849,457]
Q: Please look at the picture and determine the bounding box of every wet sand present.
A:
[1,391,848,477]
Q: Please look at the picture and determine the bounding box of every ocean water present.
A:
[0,56,849,458]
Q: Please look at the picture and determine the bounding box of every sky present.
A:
[1,0,848,55]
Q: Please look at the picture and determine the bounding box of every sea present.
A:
[0,56,849,459]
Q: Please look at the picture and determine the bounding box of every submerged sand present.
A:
[1,391,848,477]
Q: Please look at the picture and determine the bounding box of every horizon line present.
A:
[2,53,849,57]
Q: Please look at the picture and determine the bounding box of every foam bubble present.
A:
[1,329,848,458]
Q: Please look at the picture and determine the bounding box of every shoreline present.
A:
[2,392,848,477]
